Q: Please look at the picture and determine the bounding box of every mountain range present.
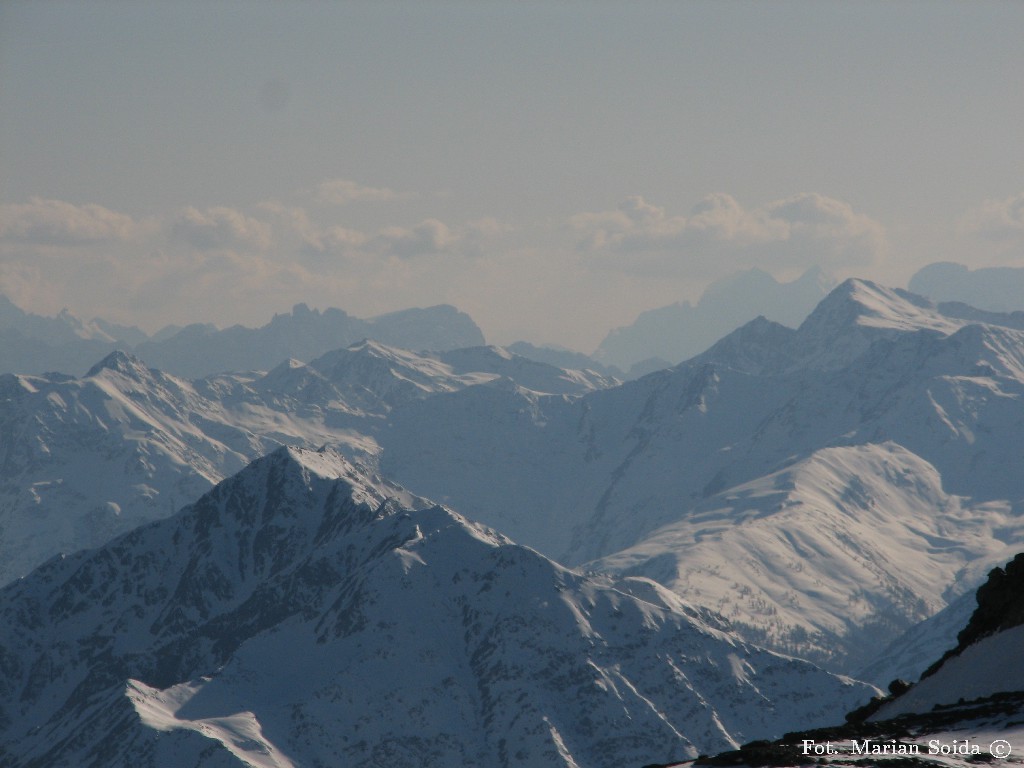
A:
[0,341,613,586]
[0,296,484,378]
[9,261,1022,381]
[6,279,1024,675]
[4,274,1024,764]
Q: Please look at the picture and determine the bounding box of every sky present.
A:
[1,0,1023,352]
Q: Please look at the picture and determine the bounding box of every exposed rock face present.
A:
[921,552,1024,680]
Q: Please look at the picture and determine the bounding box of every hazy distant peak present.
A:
[910,261,1024,313]
[686,279,980,376]
[697,267,788,306]
[315,339,440,370]
[88,317,149,346]
[129,303,484,378]
[0,291,24,318]
[438,344,516,365]
[595,266,835,369]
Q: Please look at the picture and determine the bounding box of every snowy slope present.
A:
[0,447,872,768]
[305,340,614,413]
[588,443,1021,670]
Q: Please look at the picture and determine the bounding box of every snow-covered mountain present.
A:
[590,443,1019,670]
[0,342,614,586]
[688,277,969,375]
[378,279,1024,671]
[0,351,319,586]
[0,446,872,768]
[302,340,616,413]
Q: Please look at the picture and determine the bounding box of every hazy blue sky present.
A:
[1,1,1023,350]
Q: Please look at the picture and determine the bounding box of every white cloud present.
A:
[764,193,885,264]
[958,193,1024,241]
[309,178,401,205]
[168,206,273,251]
[297,215,506,260]
[0,195,513,336]
[373,219,456,258]
[570,192,885,276]
[302,225,370,255]
[0,197,138,247]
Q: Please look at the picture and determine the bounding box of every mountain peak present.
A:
[801,279,960,335]
[347,338,398,356]
[84,349,152,379]
[685,315,797,374]
[245,444,430,516]
[760,279,971,372]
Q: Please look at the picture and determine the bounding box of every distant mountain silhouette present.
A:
[134,303,485,377]
[0,293,486,378]
[0,293,135,375]
[909,262,1024,313]
[594,267,835,369]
